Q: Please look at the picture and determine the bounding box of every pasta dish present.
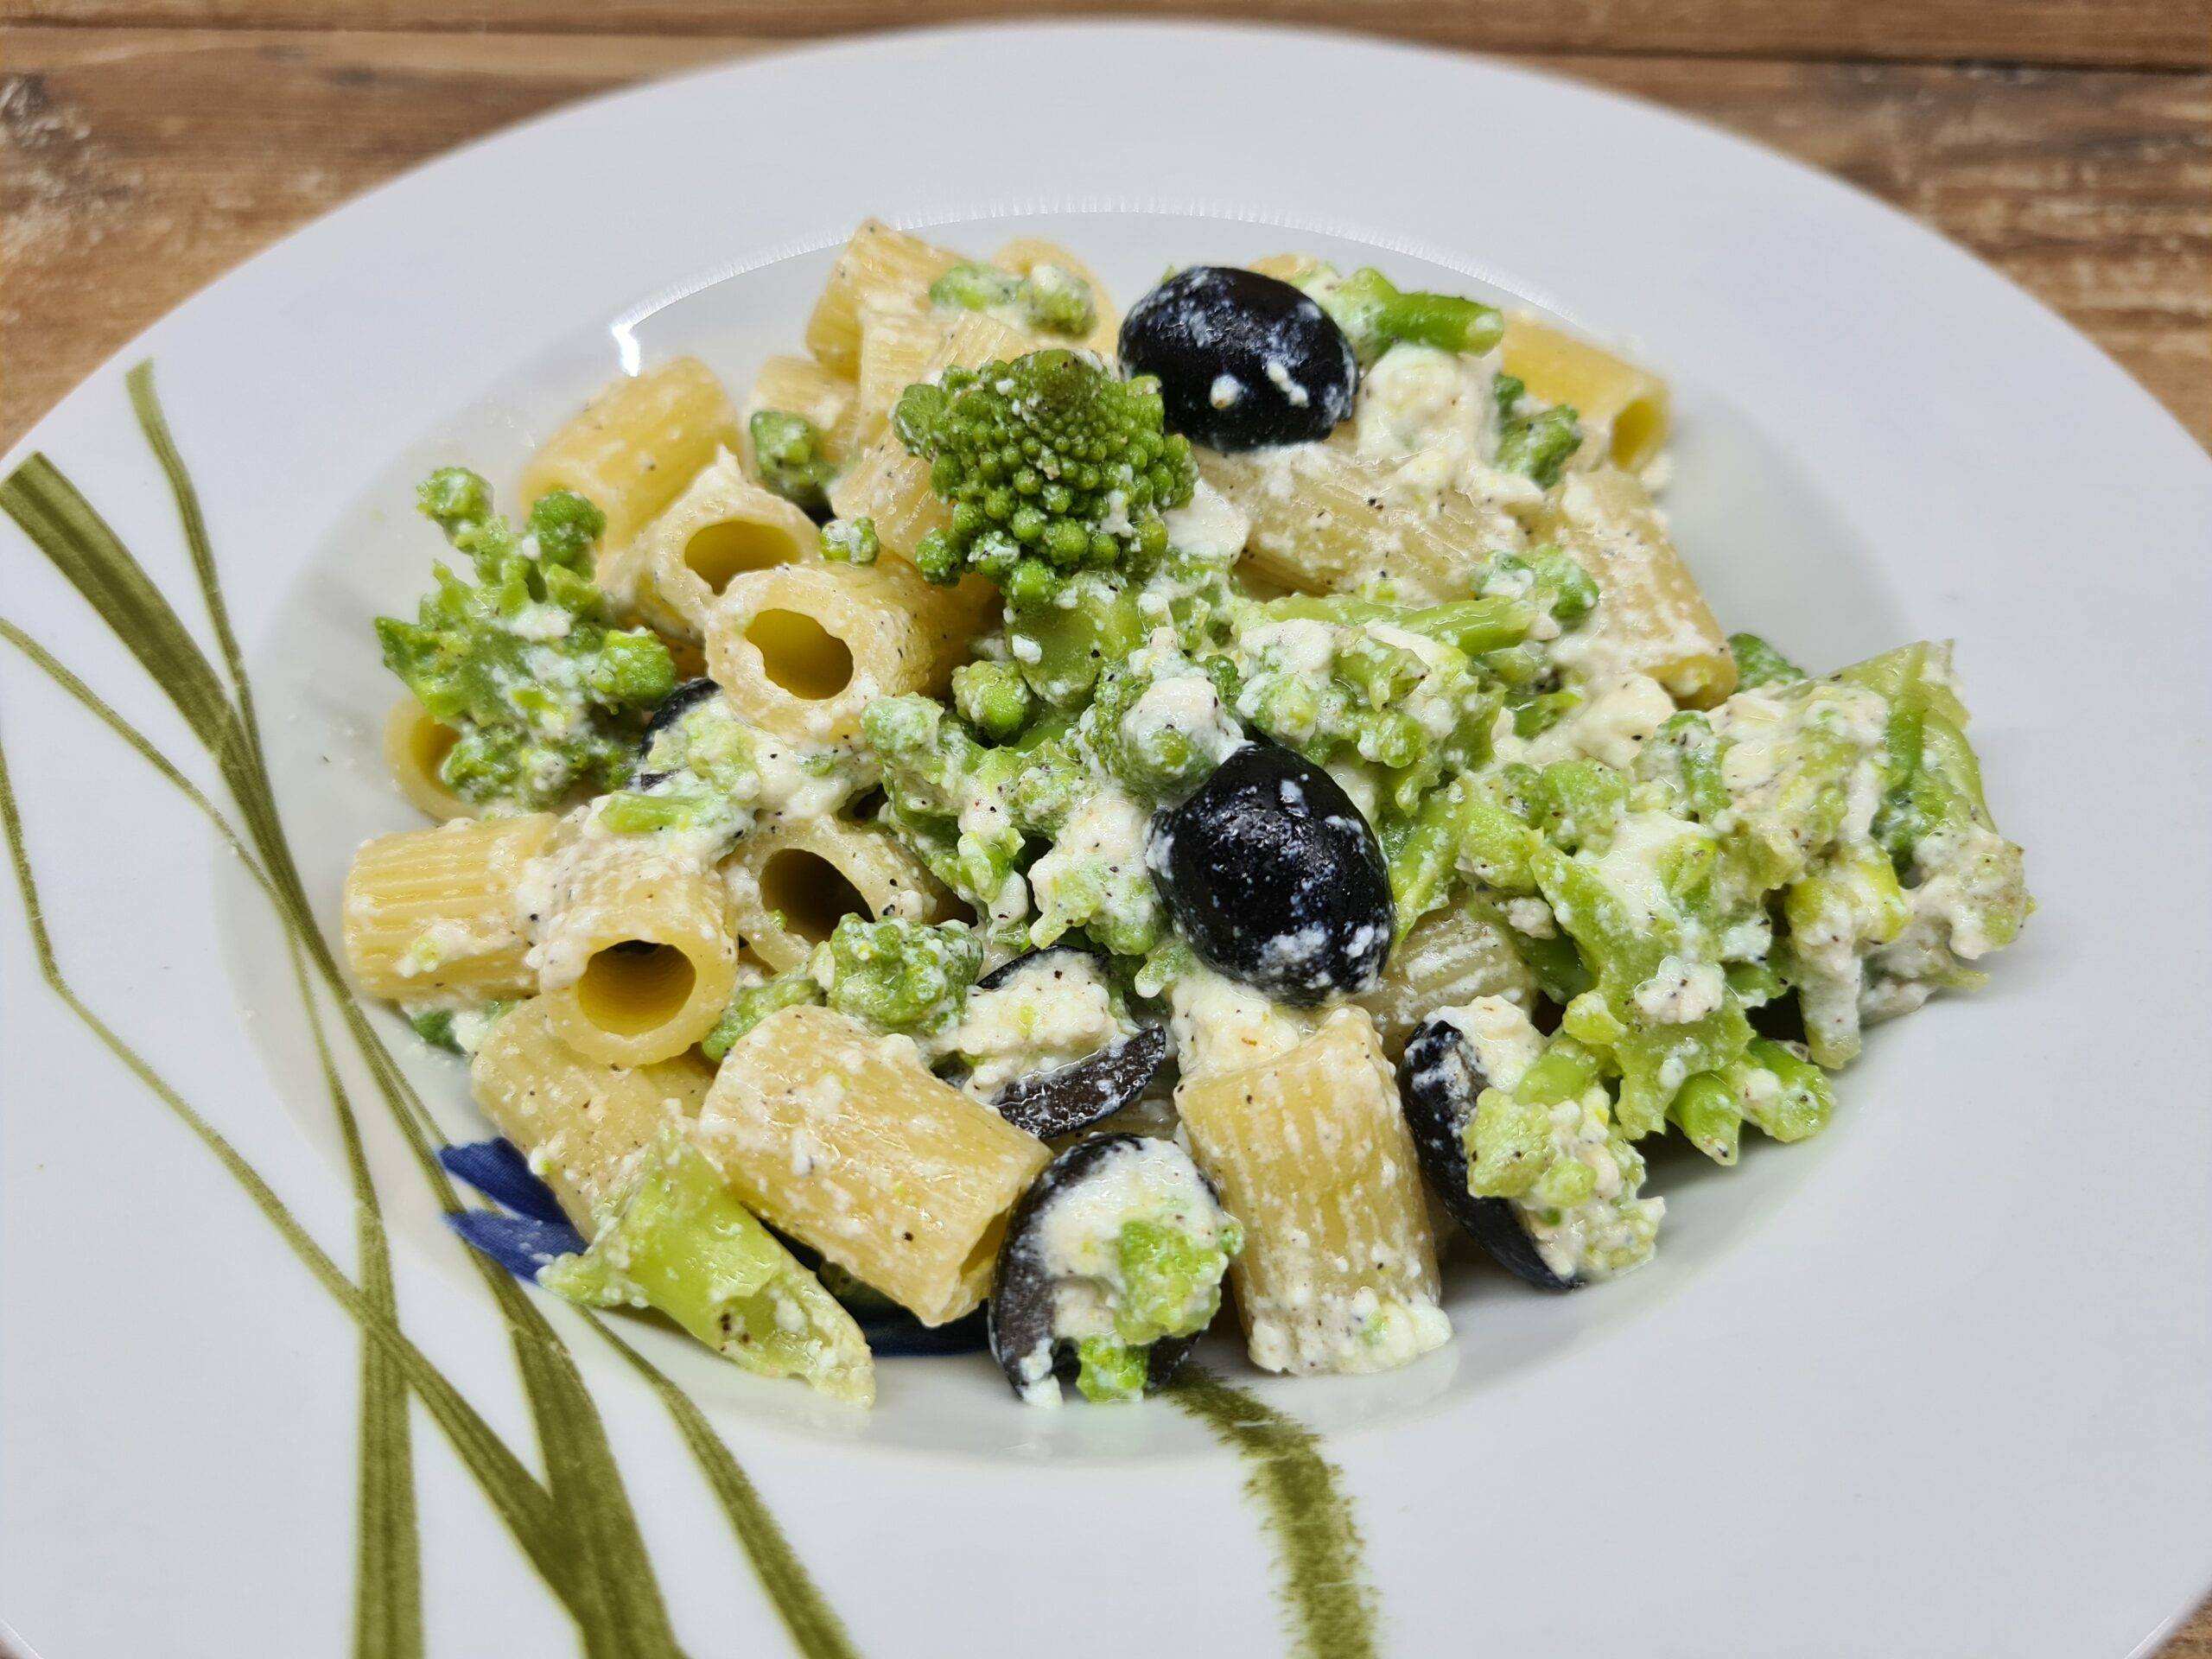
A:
[342,223,2031,1408]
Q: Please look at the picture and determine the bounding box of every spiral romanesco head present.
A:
[893,349,1196,610]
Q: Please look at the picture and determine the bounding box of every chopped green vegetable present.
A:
[702,967,823,1065]
[1492,377,1584,488]
[929,260,1098,337]
[895,350,1196,610]
[749,410,836,515]
[811,916,982,1038]
[950,659,1033,740]
[1297,265,1504,363]
[818,514,879,564]
[1728,631,1807,690]
[375,468,674,810]
[541,1130,874,1404]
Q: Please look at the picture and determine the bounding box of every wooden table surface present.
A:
[2,2,2209,1652]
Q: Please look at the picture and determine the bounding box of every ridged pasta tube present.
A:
[342,813,556,1001]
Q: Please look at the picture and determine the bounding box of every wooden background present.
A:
[1,1,2209,1651]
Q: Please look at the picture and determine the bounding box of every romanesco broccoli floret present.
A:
[1295,264,1505,364]
[929,261,1098,337]
[701,966,823,1065]
[749,410,836,516]
[812,916,982,1037]
[894,350,1196,611]
[375,468,675,810]
[1727,631,1807,690]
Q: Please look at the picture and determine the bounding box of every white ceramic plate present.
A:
[3,22,2208,1659]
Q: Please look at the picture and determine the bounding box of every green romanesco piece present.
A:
[702,967,824,1065]
[748,410,837,515]
[1727,631,1808,690]
[541,1129,874,1404]
[894,349,1196,611]
[818,515,879,564]
[929,260,1099,337]
[1491,375,1584,487]
[374,467,675,810]
[811,916,983,1038]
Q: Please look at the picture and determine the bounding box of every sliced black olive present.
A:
[1119,267,1356,452]
[970,947,1170,1140]
[988,1135,1221,1403]
[1147,743,1393,1003]
[1396,1014,1578,1291]
[631,677,721,787]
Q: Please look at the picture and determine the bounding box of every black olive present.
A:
[1119,267,1356,452]
[988,1134,1218,1402]
[631,677,721,787]
[969,948,1170,1140]
[1396,1014,1578,1291]
[1147,743,1393,1003]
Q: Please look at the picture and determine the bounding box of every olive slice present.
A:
[1396,1014,1579,1291]
[630,677,721,787]
[967,948,1168,1140]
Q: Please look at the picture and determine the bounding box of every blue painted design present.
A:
[445,1211,587,1281]
[440,1139,570,1227]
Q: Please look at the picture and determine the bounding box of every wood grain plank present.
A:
[7,26,2201,454]
[3,0,2209,73]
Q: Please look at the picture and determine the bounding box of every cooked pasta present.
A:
[623,448,819,638]
[352,226,2031,1409]
[471,997,715,1228]
[703,557,989,744]
[518,356,741,566]
[1503,313,1671,474]
[342,813,555,1001]
[528,827,741,1066]
[701,1005,1051,1324]
[382,696,474,822]
[804,219,965,377]
[722,816,959,971]
[1536,466,1736,707]
[1175,1007,1447,1375]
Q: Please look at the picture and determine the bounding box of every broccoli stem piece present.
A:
[540,1129,874,1405]
[1300,266,1504,363]
[1727,632,1808,690]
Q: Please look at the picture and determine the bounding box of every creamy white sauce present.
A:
[950,953,1123,1102]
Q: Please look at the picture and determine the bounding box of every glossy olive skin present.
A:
[1118,267,1357,452]
[1396,1014,1579,1291]
[1148,743,1394,1004]
[630,677,720,787]
[987,1135,1209,1401]
[972,948,1171,1140]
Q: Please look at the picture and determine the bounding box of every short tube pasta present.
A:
[1502,313,1671,475]
[989,237,1121,357]
[746,353,863,465]
[1354,900,1538,1058]
[1200,443,1529,602]
[471,997,715,1230]
[804,219,965,377]
[826,425,952,562]
[702,1005,1051,1324]
[621,448,819,638]
[1537,467,1736,708]
[381,696,474,822]
[531,833,740,1066]
[1175,1007,1448,1375]
[343,814,556,1001]
[722,816,960,971]
[518,357,743,569]
[703,558,990,744]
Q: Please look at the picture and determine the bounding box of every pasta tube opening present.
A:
[747,608,855,699]
[759,849,870,948]
[684,521,803,596]
[382,696,474,822]
[573,942,700,1039]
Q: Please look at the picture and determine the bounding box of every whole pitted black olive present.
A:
[631,677,721,787]
[1147,743,1393,1003]
[1118,267,1357,452]
[972,948,1170,1141]
[1397,1014,1579,1291]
